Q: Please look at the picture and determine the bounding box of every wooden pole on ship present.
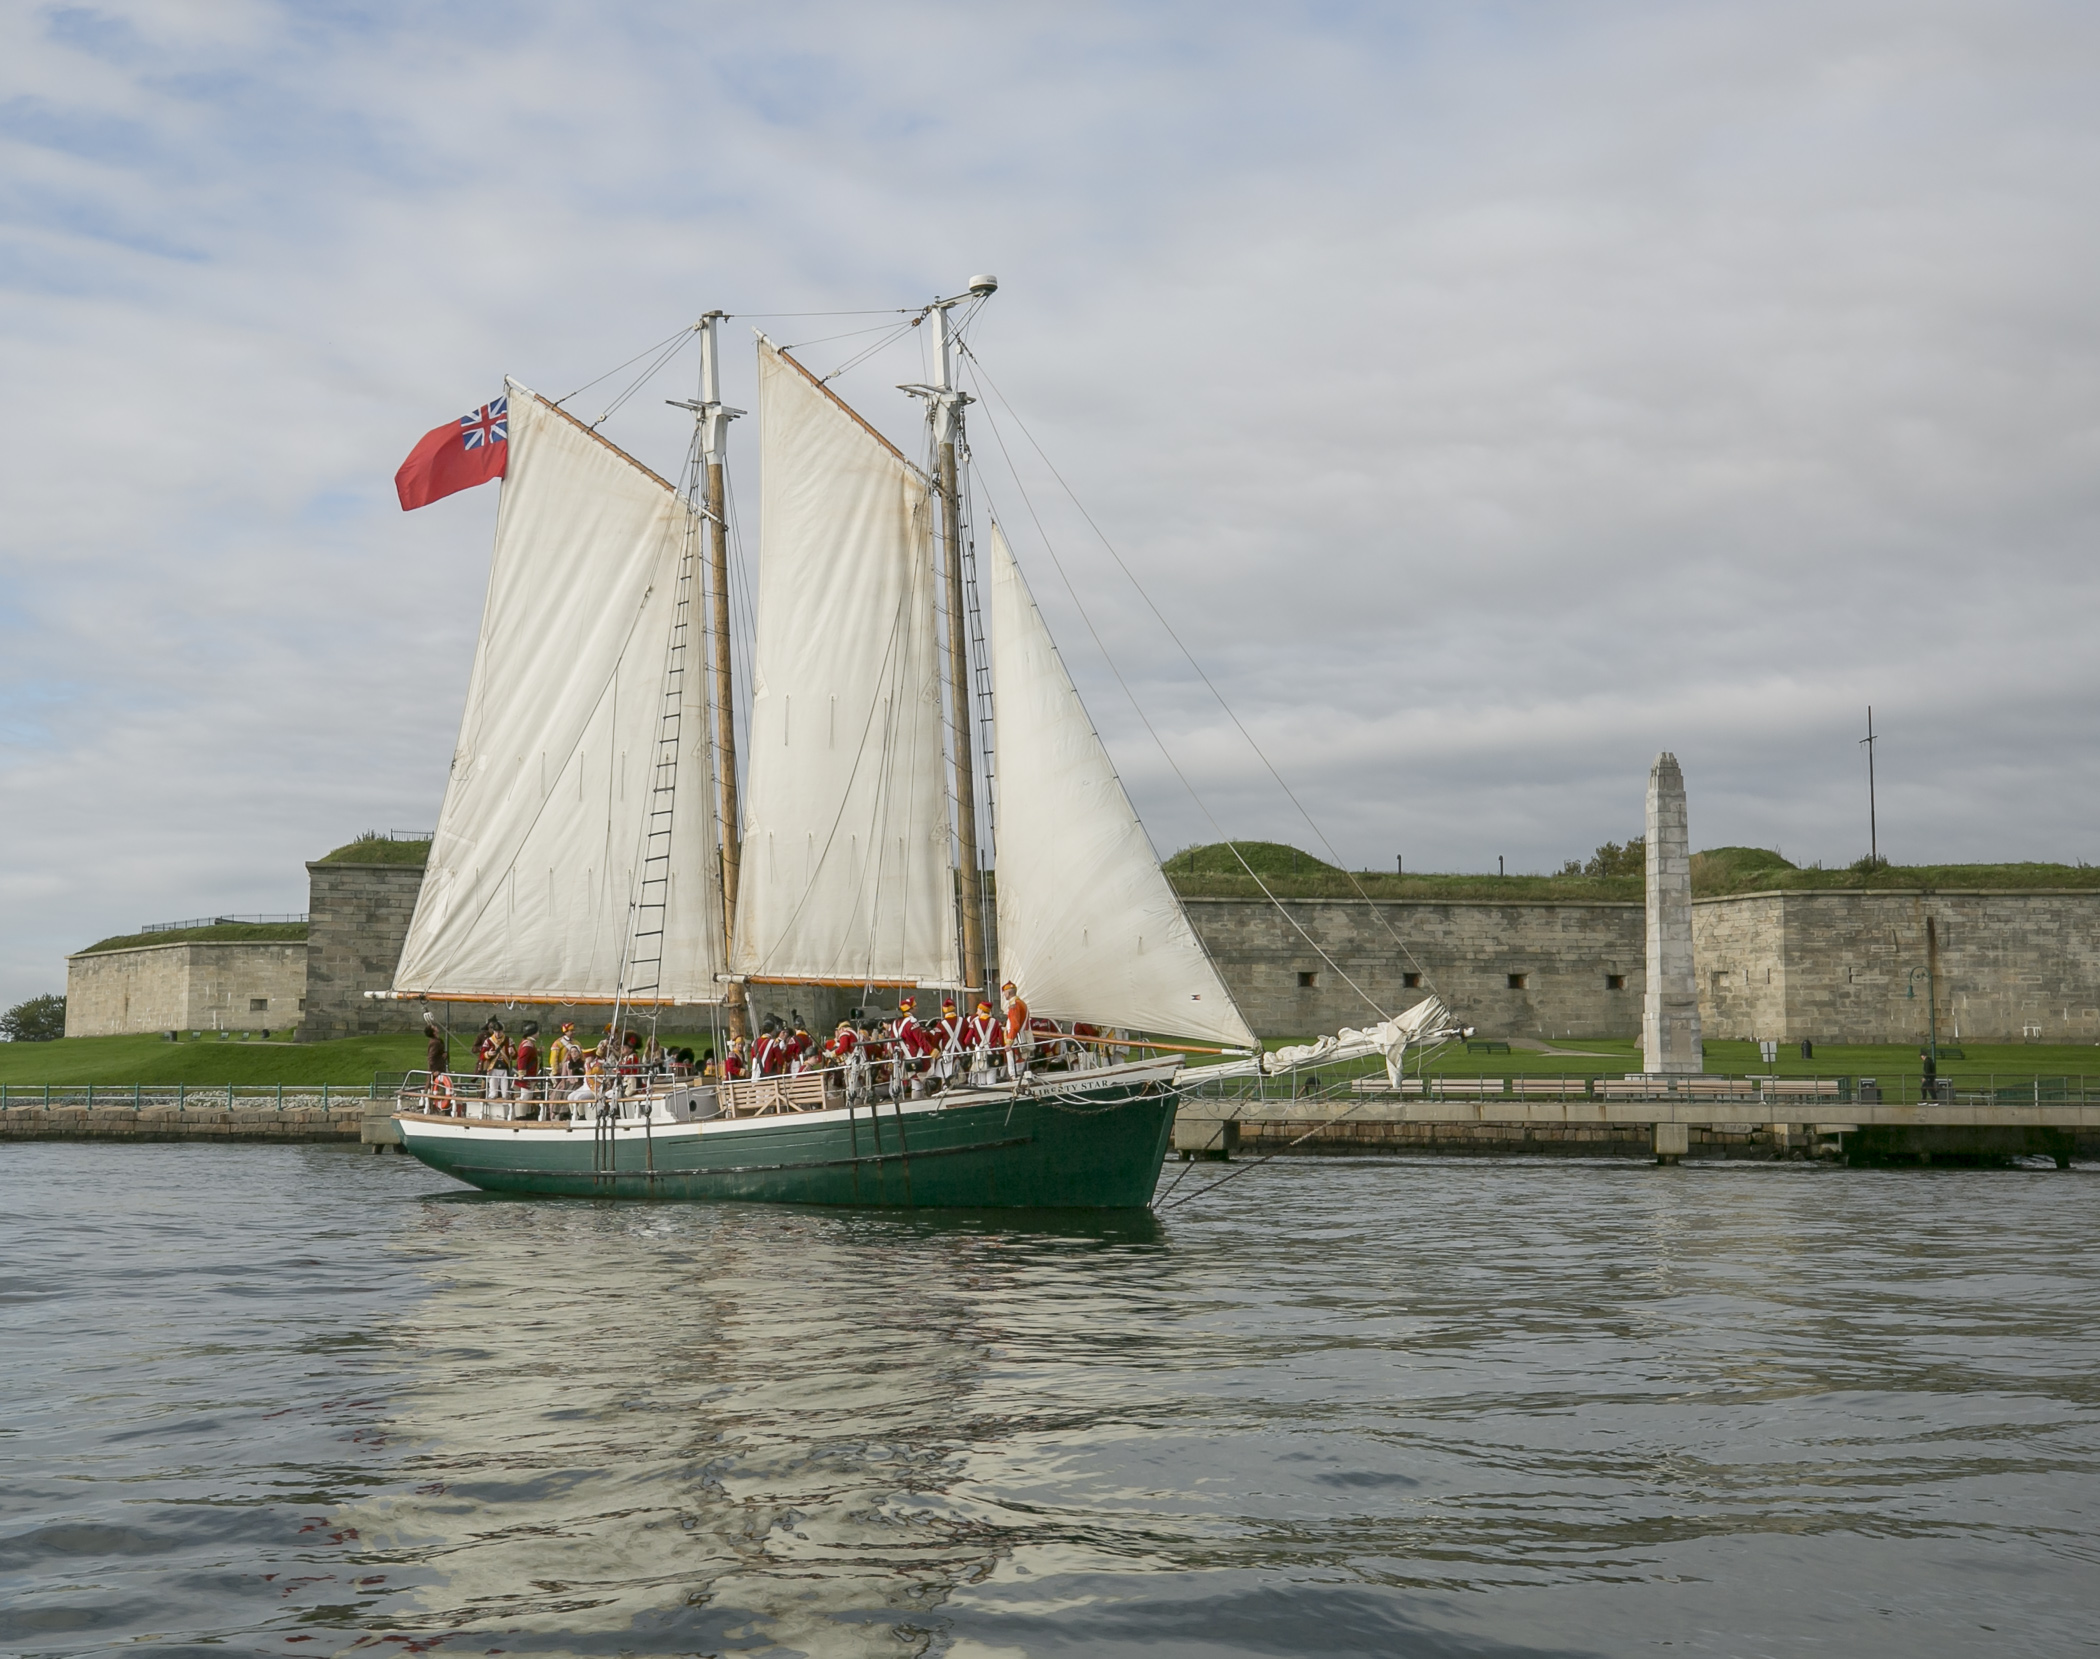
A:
[927,282,996,996]
[698,312,749,1040]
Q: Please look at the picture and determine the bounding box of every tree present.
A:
[1,993,66,1043]
[1557,839,1645,879]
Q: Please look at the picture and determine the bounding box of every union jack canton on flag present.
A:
[460,396,508,449]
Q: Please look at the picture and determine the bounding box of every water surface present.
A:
[4,1144,2096,1656]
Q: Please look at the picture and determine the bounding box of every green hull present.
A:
[396,1080,1178,1209]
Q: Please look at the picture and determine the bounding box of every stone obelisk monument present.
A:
[1642,752,1703,1074]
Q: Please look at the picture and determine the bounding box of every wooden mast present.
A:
[925,283,995,996]
[697,312,749,1040]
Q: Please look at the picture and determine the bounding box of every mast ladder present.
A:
[621,506,702,1006]
[955,450,998,972]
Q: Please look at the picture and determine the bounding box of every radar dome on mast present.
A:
[967,274,999,296]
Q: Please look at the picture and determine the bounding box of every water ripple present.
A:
[2,1145,2096,1655]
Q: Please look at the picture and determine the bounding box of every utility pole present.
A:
[908,277,998,995]
[689,312,747,1039]
[1925,914,1939,1063]
[1860,706,1879,866]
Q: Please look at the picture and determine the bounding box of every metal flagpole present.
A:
[1860,705,1878,865]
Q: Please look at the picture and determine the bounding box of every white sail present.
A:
[985,526,1257,1048]
[731,340,958,987]
[393,381,724,1003]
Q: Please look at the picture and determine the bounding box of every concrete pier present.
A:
[1172,1094,2096,1166]
[1642,752,1703,1073]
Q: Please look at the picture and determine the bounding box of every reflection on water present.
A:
[4,1144,2099,1657]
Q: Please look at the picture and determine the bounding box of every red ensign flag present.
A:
[395,395,509,510]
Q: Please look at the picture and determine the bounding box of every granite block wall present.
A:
[297,861,429,1040]
[1182,896,1646,1040]
[1704,889,2100,1047]
[65,942,309,1037]
[1690,895,1787,1041]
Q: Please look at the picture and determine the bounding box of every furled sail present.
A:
[392,380,724,1003]
[985,526,1257,1047]
[730,339,958,987]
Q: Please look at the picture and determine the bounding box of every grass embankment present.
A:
[0,1033,430,1086]
[315,833,431,866]
[1164,842,1639,902]
[0,1028,729,1086]
[1688,846,2100,895]
[1164,842,2100,903]
[73,922,308,956]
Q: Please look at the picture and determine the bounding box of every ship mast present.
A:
[916,277,998,996]
[687,311,749,1039]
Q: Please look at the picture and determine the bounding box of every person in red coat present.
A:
[965,999,1003,1068]
[515,1022,542,1103]
[890,997,935,1078]
[754,1020,789,1077]
[1001,981,1035,1077]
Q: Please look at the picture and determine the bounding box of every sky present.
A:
[2,0,2097,1008]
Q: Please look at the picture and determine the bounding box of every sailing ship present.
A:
[382,280,1450,1207]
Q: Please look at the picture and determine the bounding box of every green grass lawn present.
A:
[0,1033,433,1086]
[0,1028,733,1086]
[1246,1033,2100,1085]
[73,921,308,956]
[1162,841,2100,903]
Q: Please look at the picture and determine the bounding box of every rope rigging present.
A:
[958,342,1441,1003]
[962,373,1392,1027]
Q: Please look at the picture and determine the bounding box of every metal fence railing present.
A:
[139,913,308,933]
[1178,1067,2100,1109]
[0,1083,381,1110]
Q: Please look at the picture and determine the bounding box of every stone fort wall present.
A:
[297,861,429,1041]
[65,941,309,1038]
[76,858,2100,1048]
[1185,896,1646,1041]
[1696,889,2100,1047]
[294,859,720,1048]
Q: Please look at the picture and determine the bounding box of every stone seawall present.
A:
[1,1095,365,1141]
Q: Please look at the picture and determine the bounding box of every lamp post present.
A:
[1906,965,1938,1062]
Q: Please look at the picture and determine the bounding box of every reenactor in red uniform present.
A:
[1001,980,1033,1077]
[754,1019,790,1077]
[965,999,1003,1076]
[890,997,936,1084]
[932,997,966,1084]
